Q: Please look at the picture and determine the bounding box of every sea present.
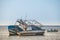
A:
[0,25,60,40]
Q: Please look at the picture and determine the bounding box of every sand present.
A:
[0,26,60,40]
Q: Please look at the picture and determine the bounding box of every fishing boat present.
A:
[8,19,45,36]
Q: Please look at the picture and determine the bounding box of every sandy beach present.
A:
[0,26,60,40]
[0,34,60,40]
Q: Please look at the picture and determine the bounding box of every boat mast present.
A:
[16,19,28,31]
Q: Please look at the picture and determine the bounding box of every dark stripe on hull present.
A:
[9,31,44,36]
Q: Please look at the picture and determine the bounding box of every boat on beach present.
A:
[8,19,45,36]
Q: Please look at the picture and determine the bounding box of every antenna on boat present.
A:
[25,13,27,20]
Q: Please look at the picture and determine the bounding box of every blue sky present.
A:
[0,0,60,25]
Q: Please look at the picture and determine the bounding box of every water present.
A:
[0,26,60,40]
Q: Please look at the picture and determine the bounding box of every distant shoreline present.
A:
[0,25,60,26]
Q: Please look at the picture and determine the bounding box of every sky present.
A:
[0,0,60,25]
